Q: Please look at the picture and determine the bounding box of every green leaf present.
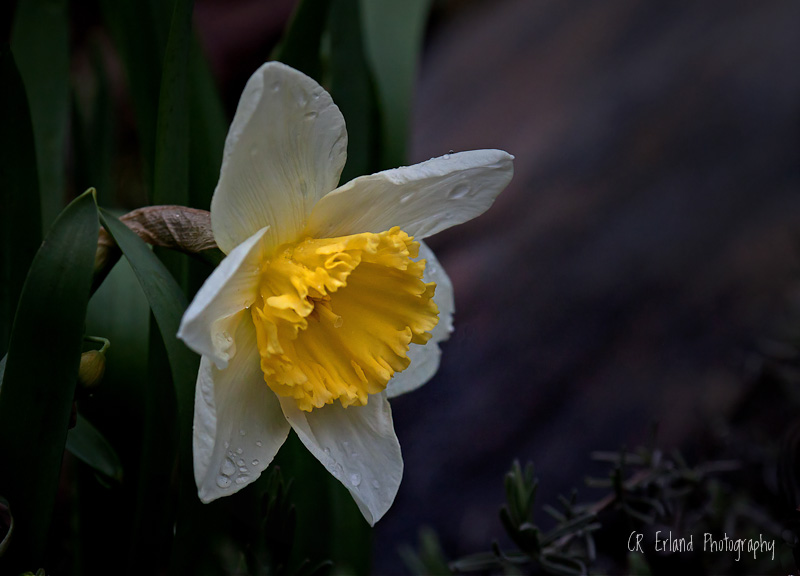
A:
[153,0,193,207]
[72,45,115,207]
[10,0,70,230]
[96,209,196,446]
[96,209,203,571]
[66,414,124,483]
[328,0,381,182]
[153,0,194,291]
[359,0,432,168]
[188,43,227,211]
[0,190,98,570]
[274,0,332,83]
[97,0,173,193]
[0,46,41,354]
[81,257,151,575]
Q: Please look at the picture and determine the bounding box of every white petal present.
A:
[194,317,290,503]
[305,150,514,240]
[178,227,268,369]
[279,393,402,526]
[211,61,347,255]
[386,241,454,397]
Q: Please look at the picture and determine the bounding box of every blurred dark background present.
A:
[378,0,800,573]
[69,0,800,572]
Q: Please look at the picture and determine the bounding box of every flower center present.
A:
[250,227,439,411]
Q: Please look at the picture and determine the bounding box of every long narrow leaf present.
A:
[274,0,332,82]
[328,0,381,182]
[10,0,69,229]
[96,209,195,438]
[153,0,193,207]
[97,209,204,572]
[97,0,172,193]
[153,0,194,291]
[66,414,124,483]
[188,42,227,211]
[0,46,41,354]
[359,0,432,168]
[0,190,98,570]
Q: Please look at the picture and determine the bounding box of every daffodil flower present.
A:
[177,61,513,524]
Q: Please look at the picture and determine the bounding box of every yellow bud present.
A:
[78,350,106,389]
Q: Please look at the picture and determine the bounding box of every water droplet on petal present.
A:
[236,447,243,454]
[239,467,248,473]
[334,316,343,328]
[239,429,246,436]
[255,441,263,447]
[237,459,245,467]
[221,458,236,476]
[224,441,230,449]
[371,480,380,489]
[324,447,331,456]
[216,475,232,488]
[400,192,415,204]
[350,473,362,487]
[448,184,470,199]
[271,81,281,92]
[235,476,249,485]
[442,153,451,160]
[305,110,318,120]
[252,459,259,466]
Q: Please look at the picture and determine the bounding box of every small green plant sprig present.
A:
[402,444,749,576]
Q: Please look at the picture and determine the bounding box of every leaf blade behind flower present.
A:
[10,0,70,229]
[0,46,41,354]
[0,190,98,570]
[359,0,432,169]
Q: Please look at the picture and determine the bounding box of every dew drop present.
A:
[442,153,451,160]
[221,458,236,476]
[304,110,318,120]
[252,459,260,466]
[350,473,362,487]
[235,476,249,485]
[448,184,470,199]
[324,447,331,456]
[239,467,248,473]
[216,475,232,488]
[255,441,263,447]
[334,316,343,328]
[224,441,230,449]
[237,459,245,467]
[236,447,243,455]
[400,192,415,204]
[239,429,246,436]
[271,81,281,92]
[371,480,380,489]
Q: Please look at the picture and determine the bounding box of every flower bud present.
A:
[78,350,106,389]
